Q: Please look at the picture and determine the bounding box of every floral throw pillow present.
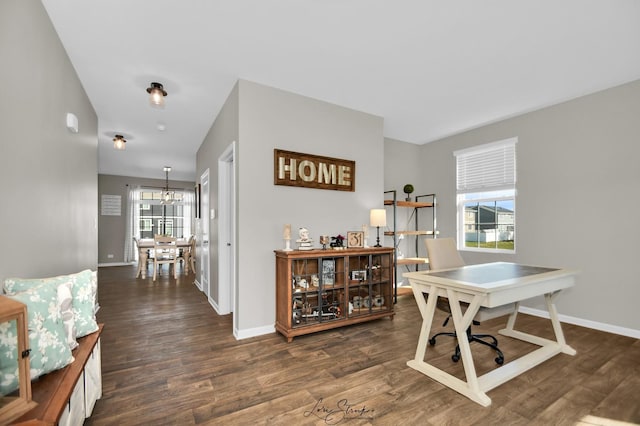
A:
[0,286,74,395]
[4,269,98,338]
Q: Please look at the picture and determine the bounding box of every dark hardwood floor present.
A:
[86,264,640,425]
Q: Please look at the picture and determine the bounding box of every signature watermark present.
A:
[303,397,375,425]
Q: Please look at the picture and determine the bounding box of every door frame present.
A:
[217,142,236,316]
[200,168,210,300]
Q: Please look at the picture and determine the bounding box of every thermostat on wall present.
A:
[66,113,78,133]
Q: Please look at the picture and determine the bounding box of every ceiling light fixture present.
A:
[113,134,126,150]
[161,166,176,205]
[146,82,168,108]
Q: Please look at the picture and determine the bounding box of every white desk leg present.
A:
[546,292,576,355]
[411,283,438,362]
[503,301,520,332]
[447,290,492,406]
[406,284,492,407]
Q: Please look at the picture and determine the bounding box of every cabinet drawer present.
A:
[58,375,85,426]
[84,337,102,417]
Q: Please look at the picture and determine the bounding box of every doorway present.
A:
[200,169,210,300]
[218,142,236,318]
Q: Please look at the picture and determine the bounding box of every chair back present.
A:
[425,238,465,271]
[153,235,178,261]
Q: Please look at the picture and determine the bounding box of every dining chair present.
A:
[188,235,196,273]
[425,238,505,365]
[152,235,178,281]
[179,235,196,275]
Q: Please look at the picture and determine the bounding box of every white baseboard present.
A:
[193,279,202,291]
[209,297,220,314]
[98,262,135,267]
[234,324,275,340]
[518,306,640,339]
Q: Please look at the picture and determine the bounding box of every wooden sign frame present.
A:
[274,149,355,192]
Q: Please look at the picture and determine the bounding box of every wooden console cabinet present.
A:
[275,247,394,342]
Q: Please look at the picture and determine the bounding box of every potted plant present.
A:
[403,184,414,201]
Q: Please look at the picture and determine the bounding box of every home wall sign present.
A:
[274,149,355,192]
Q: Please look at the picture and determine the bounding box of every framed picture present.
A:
[194,184,201,218]
[350,270,367,281]
[322,259,335,285]
[347,231,364,248]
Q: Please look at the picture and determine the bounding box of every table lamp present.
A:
[370,209,386,247]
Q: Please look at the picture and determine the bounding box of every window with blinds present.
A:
[454,138,517,252]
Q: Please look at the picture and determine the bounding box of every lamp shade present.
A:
[370,209,387,227]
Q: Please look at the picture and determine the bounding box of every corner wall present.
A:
[197,79,384,338]
[0,0,98,279]
[418,79,640,333]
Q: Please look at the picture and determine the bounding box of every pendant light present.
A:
[161,166,176,205]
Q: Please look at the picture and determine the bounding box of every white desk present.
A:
[404,262,577,407]
[135,238,192,279]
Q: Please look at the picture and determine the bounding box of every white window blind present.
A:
[454,138,517,193]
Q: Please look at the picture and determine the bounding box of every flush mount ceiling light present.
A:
[146,82,167,108]
[161,166,176,205]
[113,134,126,150]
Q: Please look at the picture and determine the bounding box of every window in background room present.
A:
[455,138,517,252]
[138,190,189,238]
[124,187,194,263]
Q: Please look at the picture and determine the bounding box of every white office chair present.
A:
[425,238,505,365]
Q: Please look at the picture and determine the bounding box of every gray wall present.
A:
[0,0,98,280]
[197,79,384,337]
[383,137,426,279]
[196,82,239,307]
[414,79,640,332]
[97,174,195,264]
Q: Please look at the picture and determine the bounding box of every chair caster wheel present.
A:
[452,355,460,362]
[429,338,436,345]
[495,357,504,365]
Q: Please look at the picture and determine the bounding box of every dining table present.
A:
[135,238,193,279]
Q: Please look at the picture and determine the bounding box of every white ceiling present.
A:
[41,0,640,182]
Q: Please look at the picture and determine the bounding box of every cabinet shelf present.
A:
[385,230,438,236]
[384,200,434,208]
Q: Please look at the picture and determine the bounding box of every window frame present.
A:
[454,138,517,254]
[457,190,516,253]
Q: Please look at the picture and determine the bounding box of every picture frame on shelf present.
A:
[322,259,335,285]
[347,231,364,248]
[350,270,367,281]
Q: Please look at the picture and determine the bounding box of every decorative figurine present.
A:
[296,227,313,250]
[319,235,330,250]
[330,234,345,248]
